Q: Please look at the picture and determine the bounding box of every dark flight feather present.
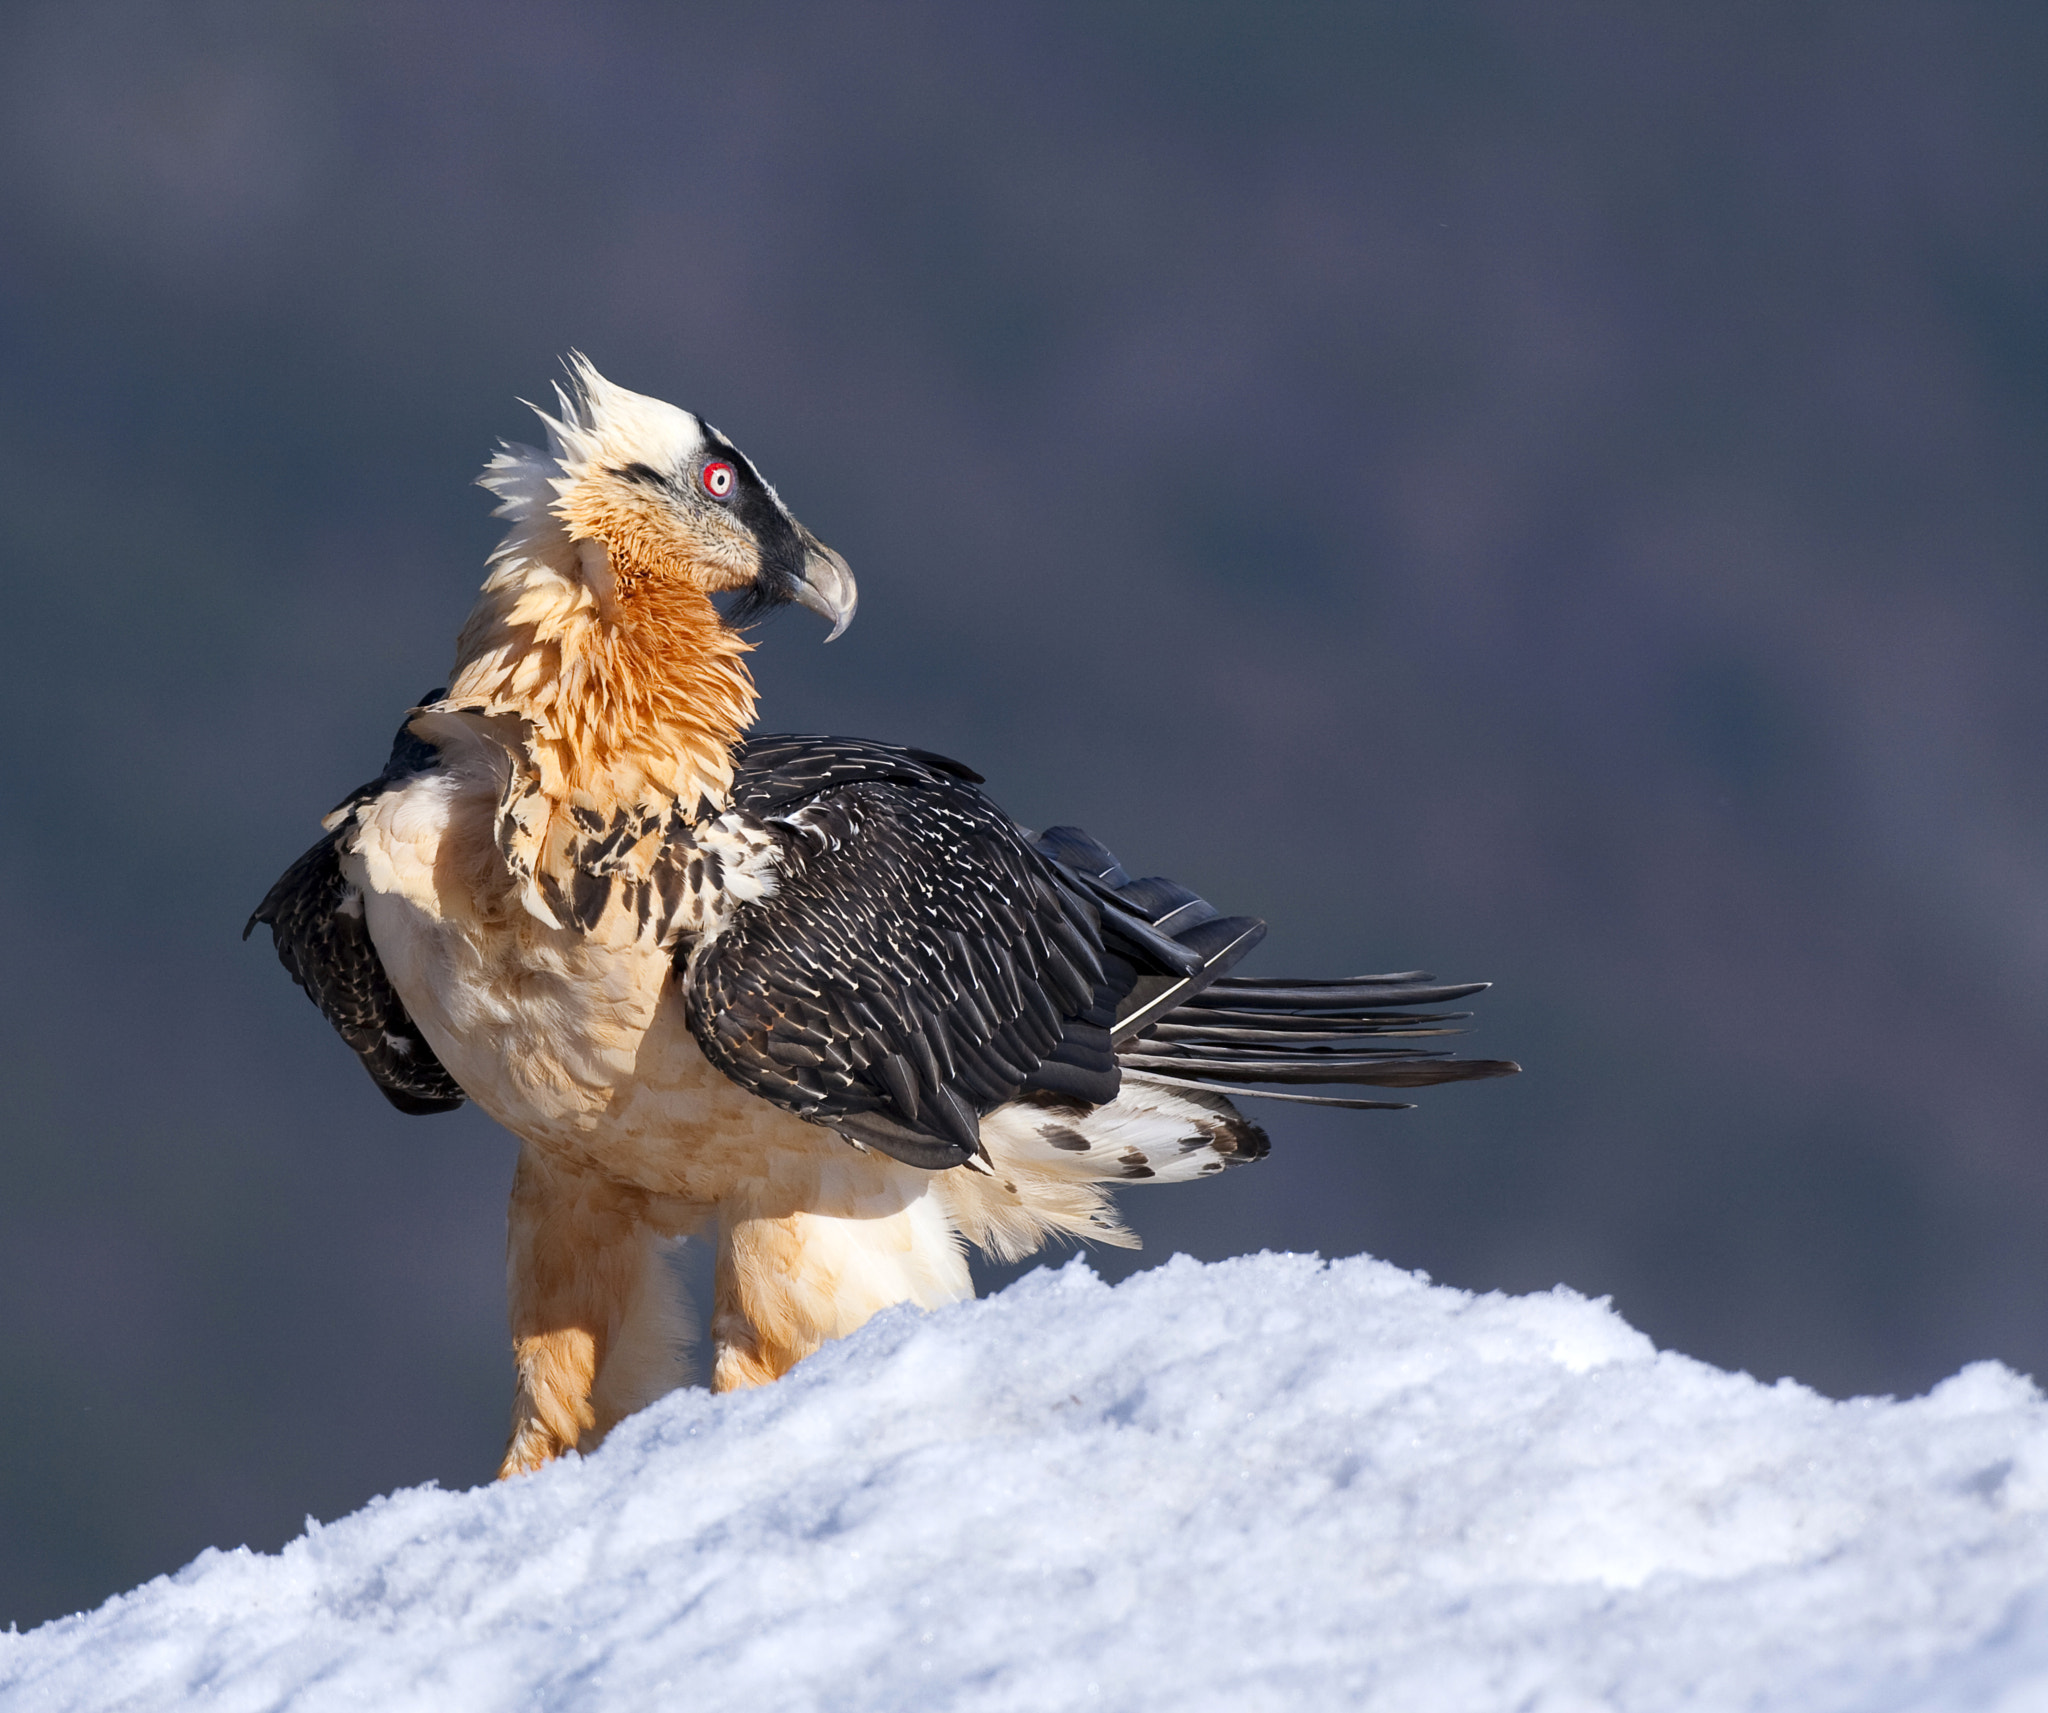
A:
[245,692,466,1116]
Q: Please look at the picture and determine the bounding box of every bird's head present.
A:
[477,354,856,641]
[453,358,854,812]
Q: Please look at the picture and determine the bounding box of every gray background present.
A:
[2,0,2045,1627]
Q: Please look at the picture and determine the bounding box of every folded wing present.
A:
[688,737,1515,1170]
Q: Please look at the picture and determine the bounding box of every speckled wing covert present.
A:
[245,695,467,1116]
[687,736,1266,1171]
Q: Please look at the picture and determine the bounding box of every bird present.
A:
[249,358,1518,1477]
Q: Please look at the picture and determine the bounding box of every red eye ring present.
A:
[701,460,737,499]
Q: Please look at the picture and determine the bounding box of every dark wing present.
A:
[689,737,1265,1171]
[244,696,466,1117]
[728,732,990,807]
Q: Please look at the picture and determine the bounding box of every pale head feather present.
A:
[477,353,706,546]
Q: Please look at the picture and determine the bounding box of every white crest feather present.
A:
[476,353,708,549]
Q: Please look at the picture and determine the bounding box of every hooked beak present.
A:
[791,540,857,641]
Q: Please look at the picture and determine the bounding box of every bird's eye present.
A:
[702,461,737,500]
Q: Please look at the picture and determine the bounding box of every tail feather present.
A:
[1148,1019,1471,1043]
[1189,976,1492,1009]
[1120,1073,1417,1112]
[1120,1048,1520,1088]
[1029,825,1521,1114]
[1132,974,1521,1104]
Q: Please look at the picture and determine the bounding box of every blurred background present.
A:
[1,0,2044,1626]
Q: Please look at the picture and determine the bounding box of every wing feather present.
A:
[689,741,1137,1169]
[245,694,465,1116]
[691,737,1282,1170]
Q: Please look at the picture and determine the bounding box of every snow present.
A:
[6,1253,2048,1712]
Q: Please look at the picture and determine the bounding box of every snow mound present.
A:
[7,1252,2048,1712]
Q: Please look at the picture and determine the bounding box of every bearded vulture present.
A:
[249,359,1518,1476]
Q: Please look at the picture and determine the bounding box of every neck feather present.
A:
[447,537,756,815]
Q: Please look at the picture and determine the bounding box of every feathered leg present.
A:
[709,1190,972,1392]
[500,1142,690,1477]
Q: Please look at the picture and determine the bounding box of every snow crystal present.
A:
[5,1252,2047,1712]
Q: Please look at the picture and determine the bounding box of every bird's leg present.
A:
[708,1197,974,1392]
[500,1142,688,1477]
[708,1211,826,1391]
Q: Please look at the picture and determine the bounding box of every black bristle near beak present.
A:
[722,538,857,638]
[720,512,856,637]
[709,441,857,639]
